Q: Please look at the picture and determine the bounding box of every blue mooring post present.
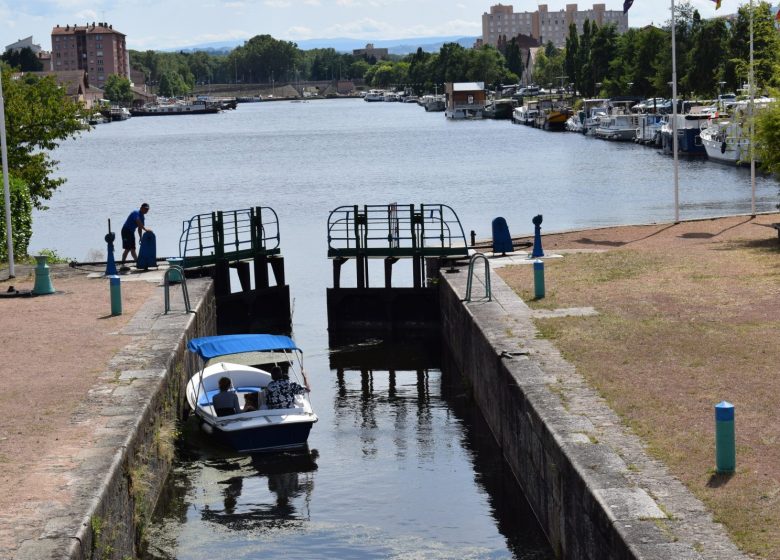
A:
[533,259,545,299]
[531,214,544,258]
[105,223,117,276]
[109,275,122,316]
[715,401,735,473]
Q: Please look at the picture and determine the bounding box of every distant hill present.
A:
[170,36,478,55]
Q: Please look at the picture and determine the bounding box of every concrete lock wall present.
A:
[438,267,746,560]
[16,279,216,560]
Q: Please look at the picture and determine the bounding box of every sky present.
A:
[0,1,761,52]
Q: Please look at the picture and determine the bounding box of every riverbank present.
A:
[494,213,780,558]
[0,264,214,558]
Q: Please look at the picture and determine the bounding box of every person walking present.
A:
[120,203,151,270]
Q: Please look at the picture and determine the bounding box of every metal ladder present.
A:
[164,266,194,314]
[465,253,491,302]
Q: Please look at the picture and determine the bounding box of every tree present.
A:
[1,66,85,209]
[0,176,33,260]
[103,74,133,104]
[504,38,524,80]
[754,93,780,178]
[0,47,43,71]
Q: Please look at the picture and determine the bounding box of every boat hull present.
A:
[201,414,316,453]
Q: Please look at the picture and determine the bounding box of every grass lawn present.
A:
[497,215,780,558]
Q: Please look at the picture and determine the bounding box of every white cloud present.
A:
[326,17,391,36]
[287,25,314,38]
[75,9,98,20]
[224,1,246,8]
[303,0,320,5]
[264,0,292,6]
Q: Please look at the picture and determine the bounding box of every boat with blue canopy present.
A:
[185,334,317,453]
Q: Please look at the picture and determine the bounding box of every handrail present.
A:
[164,266,194,314]
[327,203,468,258]
[178,206,280,268]
[465,253,491,302]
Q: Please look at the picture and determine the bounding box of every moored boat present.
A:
[185,334,318,453]
[130,101,220,116]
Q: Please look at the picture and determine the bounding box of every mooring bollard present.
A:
[109,274,122,316]
[32,255,56,295]
[105,228,117,277]
[715,401,735,473]
[531,214,545,258]
[533,259,545,299]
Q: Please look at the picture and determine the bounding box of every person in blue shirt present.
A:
[120,203,151,269]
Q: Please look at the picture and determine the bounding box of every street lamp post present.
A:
[671,0,680,223]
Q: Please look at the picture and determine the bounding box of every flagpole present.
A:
[0,67,15,279]
[671,0,679,223]
[749,0,756,216]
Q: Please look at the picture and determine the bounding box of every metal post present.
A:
[715,401,735,473]
[0,68,14,278]
[109,275,122,316]
[671,0,680,223]
[533,259,545,299]
[749,0,756,216]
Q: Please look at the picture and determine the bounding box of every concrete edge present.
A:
[439,266,747,560]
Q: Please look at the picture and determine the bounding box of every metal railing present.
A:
[164,266,194,314]
[178,206,280,268]
[327,203,468,259]
[465,253,491,302]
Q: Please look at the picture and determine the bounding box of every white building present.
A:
[482,3,628,49]
[4,36,42,54]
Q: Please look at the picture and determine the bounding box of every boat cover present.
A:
[188,334,299,360]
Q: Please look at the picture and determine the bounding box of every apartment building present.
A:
[51,22,129,86]
[352,43,389,61]
[482,3,628,48]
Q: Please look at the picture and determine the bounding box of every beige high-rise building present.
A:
[51,22,128,86]
[482,3,628,49]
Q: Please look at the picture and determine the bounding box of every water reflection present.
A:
[142,338,553,559]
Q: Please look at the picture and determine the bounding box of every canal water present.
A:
[30,99,779,559]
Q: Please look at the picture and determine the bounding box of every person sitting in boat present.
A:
[242,391,260,412]
[265,366,310,409]
[212,376,241,416]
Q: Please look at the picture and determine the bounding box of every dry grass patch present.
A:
[497,218,780,558]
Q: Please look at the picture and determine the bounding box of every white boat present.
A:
[699,98,775,165]
[593,113,640,141]
[512,103,539,125]
[423,95,445,112]
[364,89,385,102]
[580,98,608,135]
[565,114,583,132]
[130,101,220,116]
[185,334,318,453]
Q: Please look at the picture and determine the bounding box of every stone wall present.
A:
[439,267,746,560]
[16,278,216,560]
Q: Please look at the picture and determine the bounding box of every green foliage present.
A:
[103,74,133,104]
[0,175,33,261]
[157,71,190,97]
[754,92,780,179]
[0,47,43,71]
[1,65,85,209]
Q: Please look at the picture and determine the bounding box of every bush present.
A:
[0,176,34,262]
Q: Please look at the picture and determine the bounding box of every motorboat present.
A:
[593,113,639,141]
[579,98,607,135]
[130,101,220,116]
[635,113,664,145]
[660,111,709,156]
[364,89,385,102]
[185,334,318,453]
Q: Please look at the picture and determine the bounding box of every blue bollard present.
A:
[531,214,544,258]
[715,401,735,473]
[533,259,545,299]
[105,231,117,276]
[109,275,122,316]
